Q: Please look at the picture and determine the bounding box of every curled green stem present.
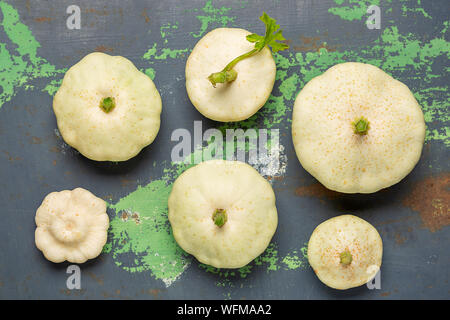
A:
[340,250,353,266]
[208,69,237,87]
[353,117,369,135]
[99,97,116,113]
[208,48,258,87]
[212,208,227,228]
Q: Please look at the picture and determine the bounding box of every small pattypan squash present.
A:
[53,52,162,161]
[168,160,278,268]
[185,28,276,122]
[35,188,109,263]
[308,214,383,290]
[292,62,426,193]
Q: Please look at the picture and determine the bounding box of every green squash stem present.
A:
[99,97,116,113]
[353,117,369,135]
[340,250,353,266]
[212,209,227,228]
[207,48,258,87]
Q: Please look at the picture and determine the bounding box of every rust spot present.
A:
[95,45,114,53]
[380,291,391,297]
[59,288,86,296]
[403,174,450,232]
[131,212,141,224]
[120,210,141,224]
[49,146,60,153]
[268,176,284,182]
[30,136,42,144]
[394,232,406,245]
[141,9,150,23]
[85,8,108,15]
[34,17,52,23]
[141,288,162,299]
[120,178,134,186]
[295,182,340,200]
[292,35,337,53]
[3,151,21,162]
[52,160,57,166]
[87,272,104,286]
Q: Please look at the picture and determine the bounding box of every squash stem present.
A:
[99,97,116,113]
[353,117,369,135]
[340,250,353,266]
[207,48,259,87]
[212,209,227,228]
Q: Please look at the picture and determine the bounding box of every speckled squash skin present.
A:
[168,160,278,268]
[292,62,426,193]
[186,28,276,122]
[308,215,383,290]
[53,52,162,161]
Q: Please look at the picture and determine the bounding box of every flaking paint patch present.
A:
[160,22,179,44]
[142,43,189,61]
[328,0,381,21]
[189,0,236,38]
[108,178,191,287]
[199,242,309,282]
[0,1,64,108]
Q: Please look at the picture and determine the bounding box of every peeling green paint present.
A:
[0,1,64,108]
[401,2,431,19]
[328,0,380,21]
[160,22,179,44]
[143,67,156,80]
[108,177,191,286]
[190,0,236,38]
[142,43,189,62]
[199,243,309,281]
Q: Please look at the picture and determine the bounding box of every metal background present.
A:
[0,0,448,299]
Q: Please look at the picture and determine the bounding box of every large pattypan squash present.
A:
[185,28,276,122]
[53,52,162,161]
[292,62,426,193]
[35,188,109,263]
[308,214,383,290]
[168,160,278,268]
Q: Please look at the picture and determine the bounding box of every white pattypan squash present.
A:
[185,28,276,122]
[53,52,162,161]
[308,214,383,290]
[168,160,278,268]
[35,188,109,263]
[292,62,426,193]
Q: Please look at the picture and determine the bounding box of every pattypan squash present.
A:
[168,160,278,268]
[308,214,383,290]
[185,28,276,122]
[292,62,426,193]
[35,188,109,263]
[53,52,162,161]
